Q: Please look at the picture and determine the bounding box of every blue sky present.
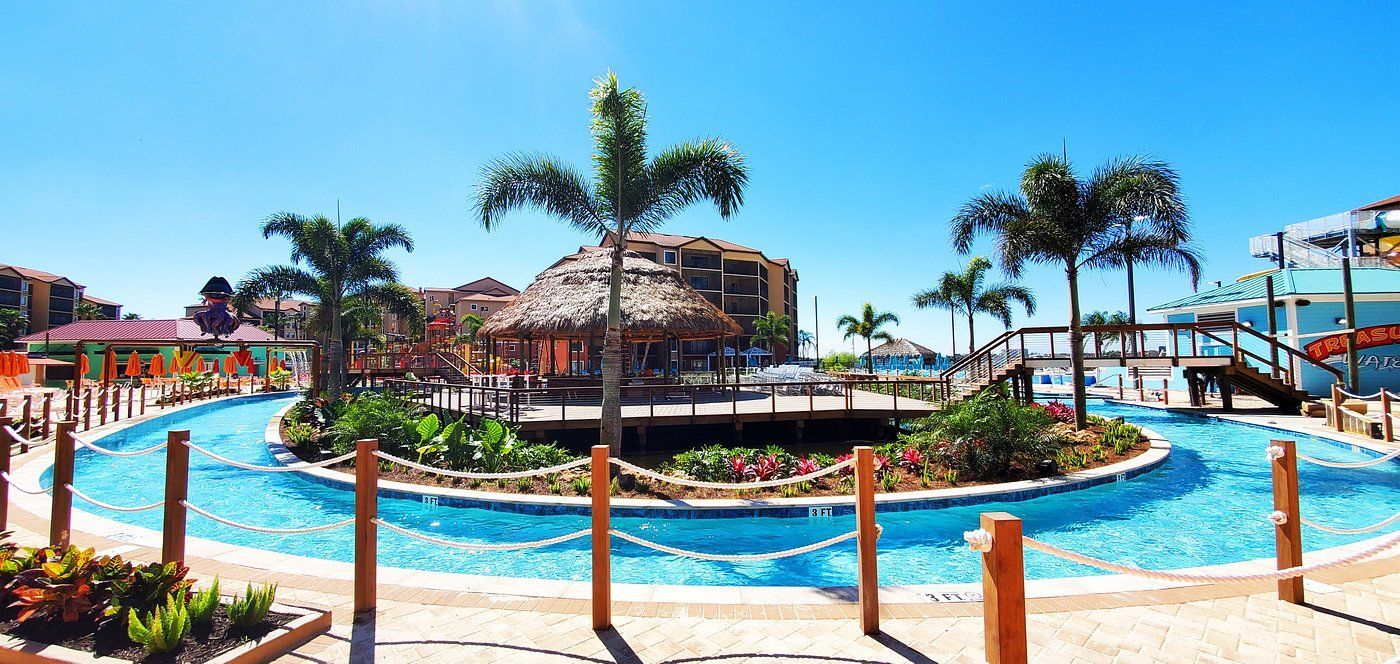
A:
[3,1,1397,356]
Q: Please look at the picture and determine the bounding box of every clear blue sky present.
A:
[3,2,1397,356]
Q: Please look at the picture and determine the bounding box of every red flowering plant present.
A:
[899,447,925,470]
[751,455,784,481]
[728,455,751,480]
[1042,401,1075,424]
[834,452,855,475]
[873,454,892,474]
[794,456,821,476]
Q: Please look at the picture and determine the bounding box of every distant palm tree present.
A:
[836,303,899,373]
[796,329,814,359]
[122,313,142,320]
[750,312,794,365]
[243,213,420,395]
[474,72,748,453]
[75,302,107,320]
[913,256,1035,354]
[235,268,303,340]
[1081,310,1130,354]
[0,308,29,348]
[951,154,1200,428]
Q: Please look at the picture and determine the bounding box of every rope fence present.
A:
[65,484,163,513]
[72,434,166,458]
[181,500,354,535]
[610,457,855,490]
[184,440,355,472]
[1300,512,1400,536]
[0,470,50,495]
[376,518,591,551]
[1268,442,1400,469]
[372,450,591,479]
[611,525,875,563]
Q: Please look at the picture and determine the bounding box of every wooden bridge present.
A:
[942,322,1340,412]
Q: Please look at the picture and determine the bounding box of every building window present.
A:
[469,304,477,310]
[663,250,677,264]
[480,307,488,313]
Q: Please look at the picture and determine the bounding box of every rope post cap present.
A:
[1267,510,1288,526]
[1265,445,1286,462]
[964,528,994,552]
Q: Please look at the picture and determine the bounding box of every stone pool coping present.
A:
[7,391,1396,609]
[264,403,1171,514]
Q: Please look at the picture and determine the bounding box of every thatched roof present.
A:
[865,338,939,359]
[478,249,743,341]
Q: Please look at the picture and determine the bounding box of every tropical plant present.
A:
[914,390,1061,479]
[75,302,107,320]
[127,593,191,655]
[226,582,277,628]
[241,212,420,395]
[835,303,899,373]
[468,418,518,472]
[473,72,749,453]
[795,330,814,359]
[0,308,28,349]
[121,312,142,320]
[188,577,220,626]
[7,546,99,623]
[1081,310,1131,353]
[105,560,190,619]
[325,391,423,456]
[750,312,794,363]
[912,256,1035,354]
[819,350,860,372]
[950,154,1202,428]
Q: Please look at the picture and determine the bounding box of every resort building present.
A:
[80,294,123,320]
[555,233,799,368]
[381,277,519,342]
[0,262,92,334]
[1147,267,1400,395]
[182,297,316,340]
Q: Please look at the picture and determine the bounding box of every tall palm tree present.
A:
[750,312,794,366]
[243,213,419,395]
[473,72,748,453]
[951,154,1201,428]
[912,256,1035,354]
[75,302,107,320]
[235,267,304,340]
[796,329,814,359]
[835,303,899,374]
[1081,310,1130,354]
[0,308,28,348]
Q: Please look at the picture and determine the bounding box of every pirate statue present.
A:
[193,277,242,338]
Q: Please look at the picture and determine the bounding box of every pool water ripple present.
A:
[43,394,1400,587]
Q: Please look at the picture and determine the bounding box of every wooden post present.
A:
[159,384,167,410]
[354,438,379,614]
[854,446,880,635]
[98,387,108,425]
[1382,390,1394,443]
[1271,440,1304,604]
[51,421,77,548]
[112,387,121,422]
[20,396,32,439]
[1162,379,1169,405]
[127,386,134,418]
[1331,384,1344,432]
[161,430,190,563]
[980,512,1027,664]
[0,416,12,529]
[591,444,611,630]
[139,384,147,415]
[83,391,92,430]
[41,395,52,439]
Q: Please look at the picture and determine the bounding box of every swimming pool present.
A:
[41,393,1400,587]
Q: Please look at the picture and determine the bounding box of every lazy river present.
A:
[39,393,1400,587]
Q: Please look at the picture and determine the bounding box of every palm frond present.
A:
[589,72,649,225]
[950,192,1031,255]
[474,153,607,236]
[640,138,749,230]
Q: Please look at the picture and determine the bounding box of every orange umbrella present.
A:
[102,348,118,382]
[17,353,29,374]
[195,356,207,373]
[210,357,221,375]
[78,353,91,377]
[148,353,166,377]
[223,356,238,374]
[0,352,12,377]
[124,351,143,378]
[279,359,289,371]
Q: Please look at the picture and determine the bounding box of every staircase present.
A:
[433,349,483,384]
[941,322,1343,413]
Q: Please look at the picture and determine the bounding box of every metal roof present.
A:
[1148,268,1400,312]
[16,319,290,344]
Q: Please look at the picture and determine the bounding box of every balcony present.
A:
[722,259,760,276]
[681,250,722,270]
[724,298,760,316]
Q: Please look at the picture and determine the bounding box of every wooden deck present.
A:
[388,379,944,433]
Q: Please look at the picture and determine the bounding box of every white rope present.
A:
[1300,511,1400,535]
[1296,447,1400,469]
[1,425,36,447]
[66,484,163,512]
[184,440,355,472]
[609,457,856,490]
[1336,388,1383,400]
[1021,532,1400,584]
[72,434,166,457]
[376,519,590,550]
[181,500,354,534]
[372,450,591,479]
[0,470,50,495]
[610,525,878,562]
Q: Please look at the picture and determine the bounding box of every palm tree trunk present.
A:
[600,243,625,454]
[866,337,874,373]
[949,309,956,358]
[1125,258,1138,356]
[966,311,976,355]
[1066,265,1088,430]
[327,298,344,396]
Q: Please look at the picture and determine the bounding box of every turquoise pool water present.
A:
[43,393,1400,587]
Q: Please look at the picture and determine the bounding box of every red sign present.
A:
[1304,324,1400,361]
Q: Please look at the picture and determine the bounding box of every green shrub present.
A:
[819,351,860,372]
[509,442,580,470]
[325,392,423,456]
[127,594,190,654]
[1100,419,1142,455]
[227,582,277,628]
[919,391,1061,480]
[571,476,591,495]
[188,577,219,626]
[285,422,319,454]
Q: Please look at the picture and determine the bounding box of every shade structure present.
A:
[478,249,742,342]
[124,351,142,377]
[102,348,118,381]
[148,353,166,377]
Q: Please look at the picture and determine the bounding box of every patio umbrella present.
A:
[148,353,166,377]
[223,356,238,374]
[0,352,13,377]
[17,353,28,374]
[102,348,118,382]
[124,351,142,378]
[77,353,90,377]
[195,356,207,373]
[279,359,289,371]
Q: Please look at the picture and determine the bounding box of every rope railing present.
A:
[1289,447,1400,469]
[72,434,166,457]
[1336,388,1385,400]
[180,500,354,534]
[610,524,877,563]
[0,470,50,495]
[2,425,36,448]
[375,518,591,551]
[372,450,591,479]
[609,457,856,490]
[1014,532,1400,584]
[1300,511,1400,536]
[65,484,163,513]
[184,440,356,472]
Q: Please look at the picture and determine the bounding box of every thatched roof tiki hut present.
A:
[862,338,942,375]
[477,249,743,382]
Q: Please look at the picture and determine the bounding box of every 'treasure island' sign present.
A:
[1304,324,1400,361]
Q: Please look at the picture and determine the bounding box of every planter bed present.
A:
[0,602,329,664]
